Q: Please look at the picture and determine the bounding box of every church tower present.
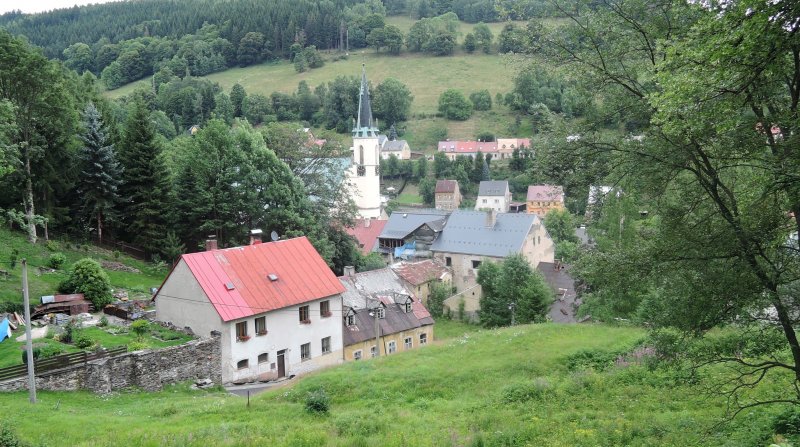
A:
[347,65,382,219]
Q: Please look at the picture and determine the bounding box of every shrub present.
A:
[98,315,109,327]
[59,258,112,309]
[130,320,150,339]
[61,319,78,344]
[305,388,330,414]
[21,348,40,364]
[8,248,18,269]
[501,378,553,403]
[47,252,67,269]
[127,340,150,352]
[0,422,26,447]
[38,344,64,359]
[774,407,800,435]
[45,240,60,252]
[470,90,493,111]
[438,89,473,121]
[564,348,622,371]
[113,250,120,260]
[73,332,93,349]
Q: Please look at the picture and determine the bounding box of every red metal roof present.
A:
[437,140,498,153]
[180,237,345,322]
[527,185,564,203]
[345,219,387,255]
[435,179,457,194]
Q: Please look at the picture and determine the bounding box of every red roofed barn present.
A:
[155,236,346,383]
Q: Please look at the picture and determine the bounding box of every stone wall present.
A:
[0,335,221,394]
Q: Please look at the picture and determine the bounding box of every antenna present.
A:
[270,230,279,242]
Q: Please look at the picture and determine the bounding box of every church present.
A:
[346,65,383,219]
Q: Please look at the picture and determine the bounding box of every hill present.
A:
[0,323,789,446]
[0,227,167,307]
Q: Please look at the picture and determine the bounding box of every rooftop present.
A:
[527,185,564,202]
[435,179,458,194]
[478,180,509,196]
[392,259,450,286]
[379,210,449,240]
[431,210,538,257]
[345,219,388,255]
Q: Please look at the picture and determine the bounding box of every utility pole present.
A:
[22,259,37,403]
[508,302,516,326]
[371,305,381,358]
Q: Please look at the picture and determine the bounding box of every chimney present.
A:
[205,236,218,251]
[485,209,497,228]
[343,266,356,277]
[249,229,263,245]
[364,218,371,228]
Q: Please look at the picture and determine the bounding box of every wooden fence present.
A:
[0,346,127,382]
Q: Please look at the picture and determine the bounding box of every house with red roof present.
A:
[526,185,565,216]
[437,140,499,160]
[392,259,452,305]
[154,236,346,384]
[345,218,388,255]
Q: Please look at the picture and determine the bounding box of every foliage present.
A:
[0,422,26,447]
[463,33,476,53]
[438,89,473,120]
[46,253,67,270]
[477,255,552,327]
[305,388,330,414]
[98,315,109,327]
[73,332,94,349]
[130,319,150,340]
[357,253,386,273]
[418,177,436,205]
[373,78,413,126]
[427,282,450,318]
[469,90,492,111]
[59,258,112,309]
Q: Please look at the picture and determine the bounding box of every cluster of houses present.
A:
[437,138,532,160]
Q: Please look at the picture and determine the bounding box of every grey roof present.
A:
[538,262,578,323]
[382,140,408,152]
[430,210,537,257]
[339,268,410,309]
[354,65,376,132]
[379,210,449,240]
[478,180,509,196]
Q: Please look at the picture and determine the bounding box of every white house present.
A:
[475,180,512,213]
[154,236,346,384]
[346,65,382,219]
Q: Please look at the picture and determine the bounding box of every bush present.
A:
[774,407,800,435]
[21,348,40,364]
[61,319,78,344]
[98,315,109,327]
[38,344,64,359]
[501,378,554,403]
[130,320,150,339]
[59,258,112,309]
[127,340,150,352]
[0,422,26,447]
[73,332,93,349]
[564,348,622,371]
[47,252,67,269]
[305,388,330,414]
[45,240,61,252]
[438,89,473,121]
[470,90,493,111]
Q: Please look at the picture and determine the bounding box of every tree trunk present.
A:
[97,211,103,245]
[23,146,37,244]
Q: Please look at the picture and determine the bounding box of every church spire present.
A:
[353,64,378,137]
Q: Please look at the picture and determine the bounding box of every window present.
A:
[374,307,385,319]
[494,199,499,204]
[345,314,355,327]
[299,305,310,324]
[320,300,331,318]
[472,260,482,269]
[236,321,249,341]
[445,256,452,267]
[405,301,412,313]
[370,346,378,358]
[237,359,249,369]
[353,350,362,360]
[388,341,396,354]
[321,336,331,354]
[255,316,267,335]
[404,337,412,349]
[538,236,541,245]
[420,333,428,345]
[301,342,311,361]
[482,199,487,204]
[258,353,269,364]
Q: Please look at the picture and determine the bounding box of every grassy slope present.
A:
[0,323,787,446]
[0,227,167,304]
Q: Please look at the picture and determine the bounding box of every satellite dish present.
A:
[270,230,279,242]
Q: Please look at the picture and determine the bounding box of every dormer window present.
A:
[404,301,412,313]
[345,314,354,326]
[373,307,385,319]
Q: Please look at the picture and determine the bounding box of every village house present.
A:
[496,138,531,159]
[379,135,412,160]
[345,218,388,255]
[526,185,565,216]
[154,235,346,384]
[376,209,449,260]
[475,180,512,213]
[436,140,498,161]
[434,179,462,211]
[392,259,452,306]
[431,210,555,292]
[339,267,434,361]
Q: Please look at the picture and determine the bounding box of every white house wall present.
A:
[224,296,344,382]
[155,259,223,339]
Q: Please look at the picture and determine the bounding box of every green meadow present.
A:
[1,323,792,446]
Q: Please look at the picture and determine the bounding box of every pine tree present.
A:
[75,102,121,244]
[117,100,172,256]
[388,124,398,141]
[481,158,490,181]
[230,83,246,118]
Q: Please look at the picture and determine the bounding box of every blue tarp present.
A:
[394,241,417,260]
[0,318,9,343]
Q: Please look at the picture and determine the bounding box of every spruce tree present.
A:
[117,100,172,256]
[75,102,121,244]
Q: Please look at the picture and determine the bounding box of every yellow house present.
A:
[526,185,565,216]
[339,268,434,361]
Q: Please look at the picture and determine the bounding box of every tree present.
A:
[74,103,121,244]
[427,282,450,318]
[470,151,485,183]
[478,255,551,327]
[293,52,308,73]
[230,83,246,118]
[242,94,273,125]
[433,151,450,178]
[59,258,112,309]
[237,32,265,67]
[438,89,473,120]
[117,100,172,255]
[463,33,477,53]
[367,27,387,52]
[473,22,493,53]
[383,25,405,55]
[373,78,413,126]
[63,43,93,73]
[469,90,492,111]
[419,177,436,205]
[416,156,428,179]
[422,30,456,56]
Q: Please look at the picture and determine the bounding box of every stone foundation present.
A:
[0,335,221,394]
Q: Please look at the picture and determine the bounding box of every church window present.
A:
[359,146,364,165]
